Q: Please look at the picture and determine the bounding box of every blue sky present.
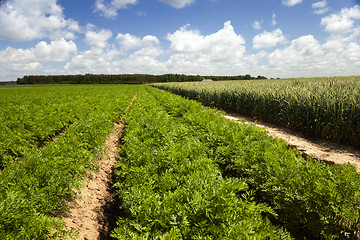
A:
[0,0,359,81]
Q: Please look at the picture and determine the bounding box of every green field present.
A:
[1,83,360,239]
[0,85,136,168]
[0,85,139,239]
[152,77,360,147]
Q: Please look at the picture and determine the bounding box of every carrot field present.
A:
[1,83,360,239]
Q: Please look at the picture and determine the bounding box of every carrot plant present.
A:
[148,86,360,239]
[112,87,291,239]
[0,85,130,168]
[0,85,138,239]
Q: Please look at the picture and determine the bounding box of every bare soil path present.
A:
[223,113,360,172]
[63,121,123,240]
[62,92,138,240]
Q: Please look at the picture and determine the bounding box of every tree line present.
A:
[16,73,267,84]
[203,74,267,81]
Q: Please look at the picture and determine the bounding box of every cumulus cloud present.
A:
[253,29,288,49]
[0,0,80,41]
[157,0,196,8]
[312,0,329,14]
[321,5,360,33]
[65,48,117,73]
[166,21,246,74]
[67,21,247,76]
[0,62,43,78]
[0,38,77,80]
[116,33,160,51]
[95,0,137,18]
[34,39,77,61]
[265,34,360,77]
[268,35,326,76]
[312,0,327,9]
[64,43,165,75]
[167,21,245,54]
[65,32,163,74]
[119,47,166,74]
[345,42,360,61]
[85,29,113,48]
[0,39,77,64]
[252,20,263,30]
[282,0,302,7]
[0,47,34,64]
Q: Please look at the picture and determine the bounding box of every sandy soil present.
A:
[62,92,138,240]
[62,121,123,240]
[223,113,360,172]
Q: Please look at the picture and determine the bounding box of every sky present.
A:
[0,0,360,81]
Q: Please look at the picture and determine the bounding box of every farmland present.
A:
[1,82,360,239]
[0,85,137,168]
[152,77,360,148]
[0,85,138,239]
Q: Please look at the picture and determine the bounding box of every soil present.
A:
[62,121,124,240]
[223,112,360,172]
[62,92,138,240]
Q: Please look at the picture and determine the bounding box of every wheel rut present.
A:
[62,92,138,239]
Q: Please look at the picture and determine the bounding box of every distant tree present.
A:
[244,74,251,80]
[256,75,267,79]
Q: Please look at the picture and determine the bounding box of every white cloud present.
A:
[119,47,166,74]
[321,5,360,33]
[65,32,163,74]
[313,8,329,15]
[65,48,116,73]
[264,34,360,77]
[272,13,277,26]
[268,35,326,76]
[312,0,329,14]
[282,0,302,7]
[34,39,77,61]
[253,29,288,49]
[0,47,34,64]
[166,21,246,74]
[312,0,327,8]
[345,42,360,61]
[0,39,77,64]
[64,45,165,75]
[167,21,245,54]
[157,0,196,8]
[65,21,247,76]
[116,33,160,51]
[95,0,137,18]
[0,0,80,41]
[85,29,113,48]
[0,39,77,80]
[252,20,263,30]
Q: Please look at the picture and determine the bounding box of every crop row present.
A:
[0,85,133,168]
[112,87,291,239]
[151,77,360,147]
[0,85,139,239]
[114,86,360,239]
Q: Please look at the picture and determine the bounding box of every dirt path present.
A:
[223,113,360,172]
[62,92,138,239]
[63,121,123,240]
